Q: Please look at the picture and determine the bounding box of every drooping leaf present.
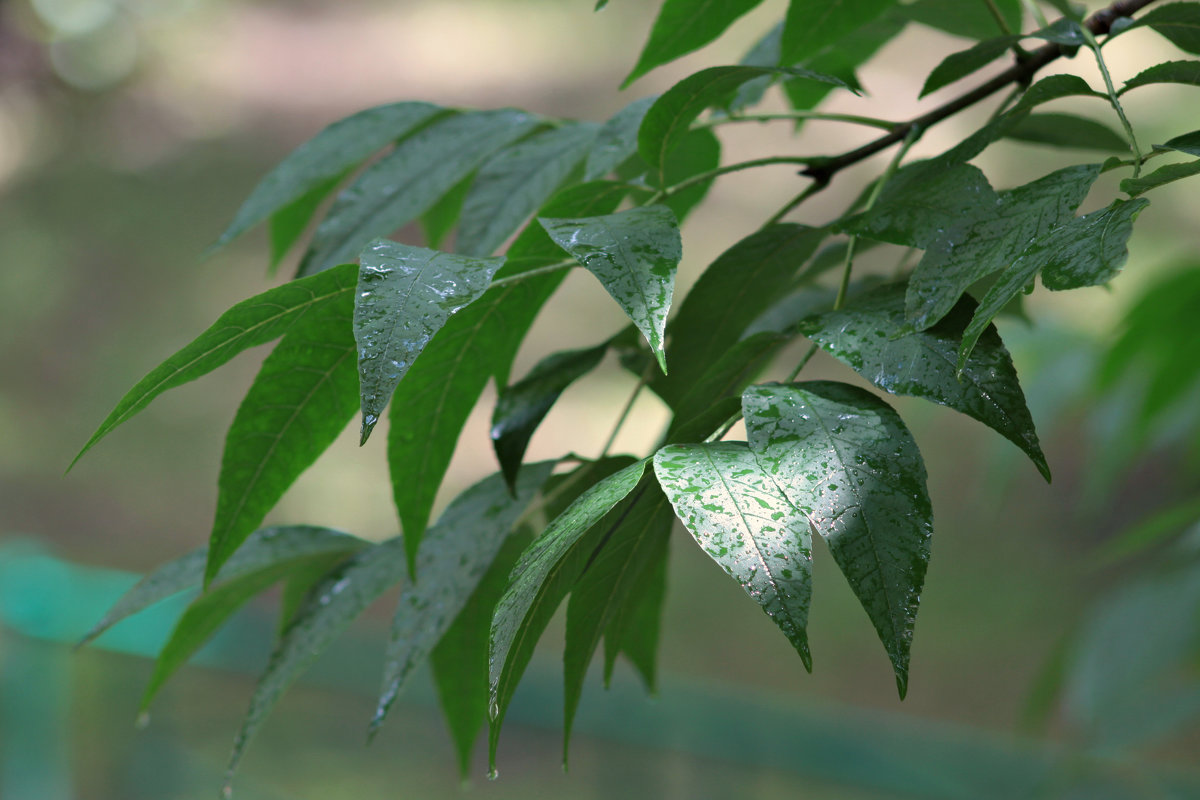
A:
[488,457,651,770]
[491,345,608,493]
[903,163,1100,330]
[1120,157,1200,196]
[1133,2,1200,54]
[1121,60,1200,94]
[901,0,1020,40]
[420,172,474,249]
[920,36,1020,98]
[386,181,629,556]
[796,283,1049,479]
[601,528,670,690]
[72,264,357,468]
[742,381,933,696]
[456,123,599,257]
[214,101,443,249]
[959,198,1150,369]
[637,65,847,171]
[1157,129,1200,157]
[622,0,767,87]
[268,171,347,271]
[206,288,359,583]
[1004,113,1130,152]
[370,463,554,735]
[585,96,658,181]
[297,110,540,276]
[667,331,788,433]
[539,206,682,373]
[781,0,896,65]
[655,127,722,222]
[77,525,365,647]
[654,442,815,665]
[353,240,503,445]
[277,552,350,633]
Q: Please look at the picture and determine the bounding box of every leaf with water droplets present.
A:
[297,110,540,276]
[1120,157,1200,197]
[742,381,933,697]
[72,264,358,469]
[654,442,815,666]
[585,96,658,181]
[796,283,1049,480]
[370,463,554,736]
[781,0,896,65]
[488,457,649,771]
[540,206,682,372]
[623,0,767,87]
[206,287,360,583]
[354,240,504,445]
[491,344,607,493]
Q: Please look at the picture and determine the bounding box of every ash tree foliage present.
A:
[71,0,1200,790]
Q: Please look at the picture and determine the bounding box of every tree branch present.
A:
[800,0,1161,188]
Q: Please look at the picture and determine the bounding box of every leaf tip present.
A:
[359,413,379,446]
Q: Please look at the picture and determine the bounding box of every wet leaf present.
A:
[742,381,933,697]
[491,344,607,493]
[1132,3,1200,55]
[1121,60,1200,94]
[1121,157,1200,196]
[354,240,504,445]
[457,123,599,256]
[585,96,658,181]
[796,283,1049,479]
[623,0,767,87]
[206,288,360,583]
[214,101,442,249]
[901,0,1020,40]
[920,36,1019,98]
[297,110,540,276]
[654,442,815,666]
[1004,113,1130,152]
[781,0,896,65]
[540,205,682,373]
[72,264,357,468]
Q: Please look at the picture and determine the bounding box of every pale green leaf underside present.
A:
[585,95,657,181]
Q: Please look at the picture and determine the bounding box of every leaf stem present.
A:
[659,155,825,200]
[982,0,1015,34]
[599,371,648,458]
[761,180,827,228]
[698,111,899,132]
[1021,0,1051,28]
[1081,26,1143,177]
[489,258,576,289]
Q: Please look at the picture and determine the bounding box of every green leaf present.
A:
[487,457,650,770]
[654,442,815,665]
[667,331,788,433]
[77,525,365,648]
[420,172,474,250]
[491,345,608,493]
[904,163,1100,330]
[623,0,767,87]
[638,65,847,171]
[206,285,360,583]
[655,127,722,222]
[1028,18,1087,46]
[796,283,1050,479]
[563,483,674,758]
[353,240,503,445]
[783,14,907,113]
[539,206,682,373]
[277,553,349,633]
[1121,157,1200,196]
[1157,129,1200,157]
[920,36,1019,98]
[1134,2,1200,54]
[297,110,540,276]
[655,224,826,408]
[267,171,346,272]
[959,198,1150,369]
[72,264,357,469]
[386,182,629,551]
[370,463,554,736]
[1121,60,1200,94]
[1004,113,1130,152]
[781,0,896,65]
[901,0,1020,39]
[742,381,933,697]
[214,102,443,249]
[457,123,599,257]
[601,529,669,690]
[727,23,784,112]
[585,96,657,181]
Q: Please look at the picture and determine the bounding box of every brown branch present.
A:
[800,0,1162,187]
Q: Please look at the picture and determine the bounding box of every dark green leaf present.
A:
[268,171,346,272]
[654,442,814,665]
[585,96,657,181]
[540,205,682,373]
[297,110,539,276]
[1134,2,1200,54]
[354,240,503,445]
[214,102,442,249]
[420,172,474,250]
[370,463,554,735]
[386,182,629,552]
[1121,158,1200,196]
[742,381,933,697]
[207,287,359,583]
[601,530,669,690]
[623,0,767,87]
[796,283,1050,479]
[491,345,607,493]
[72,264,357,468]
[457,123,599,256]
[1157,129,1200,157]
[1004,113,1130,152]
[277,553,350,632]
[488,458,650,770]
[920,36,1019,98]
[1029,18,1087,46]
[667,332,788,432]
[783,14,906,112]
[960,198,1149,369]
[638,65,847,170]
[728,23,783,112]
[656,127,722,222]
[901,0,1020,39]
[1010,74,1105,113]
[77,525,365,648]
[1121,60,1200,94]
[781,0,896,65]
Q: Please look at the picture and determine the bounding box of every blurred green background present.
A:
[2,0,1199,798]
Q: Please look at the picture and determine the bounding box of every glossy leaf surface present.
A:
[742,381,933,696]
[540,205,682,372]
[623,0,766,87]
[354,240,503,444]
[781,0,896,65]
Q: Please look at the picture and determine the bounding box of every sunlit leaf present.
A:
[781,0,896,65]
[1121,157,1200,196]
[623,0,767,87]
[1121,60,1200,94]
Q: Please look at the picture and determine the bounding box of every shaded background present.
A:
[1,0,1199,797]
